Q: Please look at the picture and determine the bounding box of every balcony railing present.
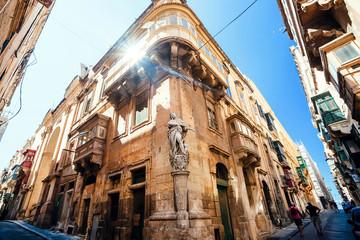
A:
[280,175,296,189]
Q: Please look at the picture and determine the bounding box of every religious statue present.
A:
[168,113,195,171]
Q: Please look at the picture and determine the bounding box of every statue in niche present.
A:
[168,113,195,171]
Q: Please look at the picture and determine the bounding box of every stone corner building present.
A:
[0,0,320,239]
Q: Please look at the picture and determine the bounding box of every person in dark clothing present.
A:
[306,202,323,235]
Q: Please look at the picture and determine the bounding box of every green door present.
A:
[217,185,234,240]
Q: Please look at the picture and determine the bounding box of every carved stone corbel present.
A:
[170,42,179,69]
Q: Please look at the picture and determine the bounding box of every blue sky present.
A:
[0,0,340,201]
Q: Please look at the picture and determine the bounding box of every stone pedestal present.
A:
[171,170,190,229]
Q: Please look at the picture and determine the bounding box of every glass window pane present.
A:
[181,19,188,28]
[242,124,247,134]
[247,127,252,137]
[135,91,149,126]
[157,18,166,28]
[218,62,223,71]
[190,26,196,35]
[205,47,210,57]
[230,122,236,133]
[169,16,178,25]
[327,56,338,83]
[118,111,126,135]
[326,99,337,110]
[225,78,232,98]
[334,44,360,63]
[240,93,248,113]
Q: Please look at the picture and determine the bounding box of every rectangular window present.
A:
[84,91,93,114]
[181,19,188,28]
[318,97,338,113]
[265,113,276,131]
[225,78,232,98]
[190,26,196,36]
[169,16,178,25]
[207,102,218,130]
[98,126,106,138]
[198,40,202,48]
[267,135,275,150]
[135,90,149,126]
[230,121,236,133]
[256,102,265,118]
[212,55,217,64]
[239,92,248,113]
[66,142,75,165]
[76,100,84,121]
[205,47,211,57]
[247,127,252,137]
[101,81,107,98]
[132,167,146,184]
[218,62,223,72]
[327,56,338,83]
[157,18,166,28]
[117,108,127,136]
[334,44,360,63]
[241,124,247,134]
[253,106,261,126]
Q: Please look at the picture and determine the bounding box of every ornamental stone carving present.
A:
[168,113,194,171]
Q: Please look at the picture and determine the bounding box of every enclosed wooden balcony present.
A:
[338,58,360,122]
[71,113,110,174]
[227,114,260,167]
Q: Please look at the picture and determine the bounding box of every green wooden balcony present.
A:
[322,109,346,127]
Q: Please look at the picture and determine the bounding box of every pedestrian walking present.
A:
[306,202,323,236]
[289,202,304,237]
[333,201,339,212]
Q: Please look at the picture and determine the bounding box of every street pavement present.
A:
[268,209,355,240]
[0,221,45,240]
[0,220,77,240]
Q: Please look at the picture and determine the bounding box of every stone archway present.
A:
[262,180,275,223]
[35,127,61,227]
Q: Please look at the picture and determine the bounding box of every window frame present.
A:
[132,87,151,131]
[115,104,128,139]
[206,100,219,131]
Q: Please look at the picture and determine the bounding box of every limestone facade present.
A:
[0,0,318,239]
[277,0,360,204]
[0,0,55,114]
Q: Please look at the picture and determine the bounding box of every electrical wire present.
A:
[196,0,258,51]
[0,51,38,127]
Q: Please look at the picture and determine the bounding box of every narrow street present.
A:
[0,221,45,240]
[269,209,354,240]
[0,220,76,240]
